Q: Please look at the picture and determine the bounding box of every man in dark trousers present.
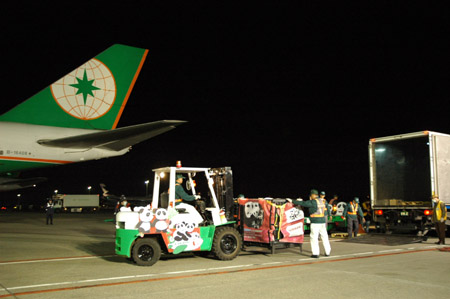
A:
[342,197,365,238]
[46,199,55,225]
[432,195,447,245]
[362,197,372,233]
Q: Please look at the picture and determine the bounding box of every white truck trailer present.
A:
[369,131,450,234]
[53,194,100,212]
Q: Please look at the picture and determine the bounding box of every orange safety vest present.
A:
[310,198,326,217]
[347,202,359,215]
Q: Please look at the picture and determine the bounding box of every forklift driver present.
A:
[175,174,207,218]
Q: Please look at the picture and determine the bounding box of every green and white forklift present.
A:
[115,164,242,266]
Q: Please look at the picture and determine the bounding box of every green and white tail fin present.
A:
[0,44,148,130]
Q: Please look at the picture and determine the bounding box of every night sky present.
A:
[1,3,449,205]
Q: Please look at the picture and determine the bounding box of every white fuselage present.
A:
[0,122,129,172]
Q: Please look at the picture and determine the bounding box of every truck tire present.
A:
[132,238,161,266]
[212,226,242,261]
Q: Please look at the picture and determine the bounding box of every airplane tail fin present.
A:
[100,183,109,196]
[0,44,148,130]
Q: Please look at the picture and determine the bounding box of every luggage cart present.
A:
[238,198,304,254]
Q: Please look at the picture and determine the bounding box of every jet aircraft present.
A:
[0,44,185,191]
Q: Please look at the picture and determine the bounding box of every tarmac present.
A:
[1,211,449,299]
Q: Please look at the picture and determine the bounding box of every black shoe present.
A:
[325,253,330,256]
[435,242,441,245]
[311,255,319,258]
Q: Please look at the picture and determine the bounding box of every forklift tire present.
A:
[132,238,161,266]
[212,226,242,261]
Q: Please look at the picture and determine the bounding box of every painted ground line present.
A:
[3,274,157,291]
[162,269,208,275]
[0,265,255,293]
[0,246,437,295]
[378,249,403,253]
[206,264,254,271]
[352,252,375,255]
[260,261,283,265]
[0,255,116,265]
[0,247,439,298]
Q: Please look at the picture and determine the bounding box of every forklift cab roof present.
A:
[152,166,211,174]
[151,166,220,211]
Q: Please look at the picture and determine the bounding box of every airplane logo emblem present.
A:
[51,58,116,120]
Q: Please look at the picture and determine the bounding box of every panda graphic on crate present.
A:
[335,202,347,216]
[244,201,264,228]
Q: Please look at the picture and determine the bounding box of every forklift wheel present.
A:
[212,226,242,261]
[132,238,161,266]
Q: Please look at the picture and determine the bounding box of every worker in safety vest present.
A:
[342,197,365,238]
[432,195,447,245]
[361,198,372,233]
[288,189,331,258]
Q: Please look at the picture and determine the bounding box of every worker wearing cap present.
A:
[342,197,365,238]
[175,174,200,204]
[175,174,207,222]
[288,189,331,258]
[432,195,447,245]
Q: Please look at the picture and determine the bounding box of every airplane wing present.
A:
[37,120,186,151]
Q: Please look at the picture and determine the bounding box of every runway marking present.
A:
[206,264,254,270]
[352,252,374,255]
[424,245,440,249]
[163,269,207,275]
[260,262,282,265]
[377,249,402,253]
[0,246,440,298]
[1,274,158,291]
[0,255,115,265]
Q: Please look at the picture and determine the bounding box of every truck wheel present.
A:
[212,226,241,260]
[132,238,161,266]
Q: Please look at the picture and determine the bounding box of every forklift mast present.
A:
[210,167,236,220]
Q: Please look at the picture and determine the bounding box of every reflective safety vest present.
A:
[362,202,371,216]
[310,199,326,218]
[347,202,358,215]
[434,200,447,222]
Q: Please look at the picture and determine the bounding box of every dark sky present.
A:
[1,3,449,204]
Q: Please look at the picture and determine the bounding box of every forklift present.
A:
[115,163,304,266]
